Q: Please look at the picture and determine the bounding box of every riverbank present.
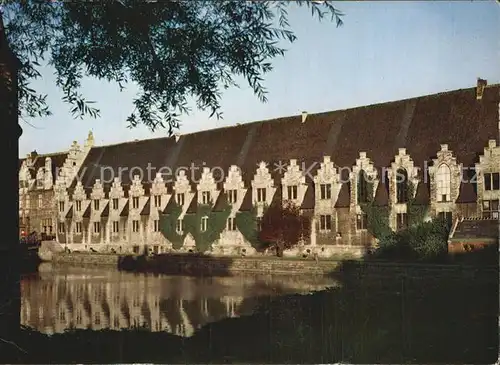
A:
[4,258,498,364]
[52,252,345,275]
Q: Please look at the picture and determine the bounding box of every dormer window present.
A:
[484,172,500,191]
[287,185,298,200]
[132,197,139,209]
[93,222,101,234]
[112,198,119,210]
[202,191,211,205]
[257,188,266,203]
[176,193,185,206]
[93,199,100,210]
[357,170,370,204]
[154,195,161,208]
[320,184,331,200]
[75,200,82,212]
[227,190,237,204]
[319,215,332,231]
[227,217,236,231]
[436,164,451,202]
[396,168,409,203]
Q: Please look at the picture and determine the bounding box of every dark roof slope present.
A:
[373,182,389,206]
[451,218,499,240]
[413,182,430,206]
[72,85,499,202]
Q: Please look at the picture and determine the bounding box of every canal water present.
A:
[20,263,338,337]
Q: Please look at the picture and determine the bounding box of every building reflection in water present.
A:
[21,264,338,337]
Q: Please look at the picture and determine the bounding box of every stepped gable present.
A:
[27,152,68,183]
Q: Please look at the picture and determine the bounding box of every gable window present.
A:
[202,191,211,205]
[319,215,332,231]
[287,185,298,200]
[38,194,43,208]
[132,197,139,209]
[153,219,160,232]
[132,220,140,233]
[356,213,368,230]
[436,164,451,202]
[154,195,161,208]
[257,188,266,203]
[396,213,408,231]
[320,184,331,200]
[176,193,185,206]
[227,189,238,204]
[357,170,370,204]
[176,219,183,234]
[484,172,500,191]
[93,199,100,210]
[482,200,499,219]
[201,216,208,232]
[112,198,119,210]
[227,217,236,231]
[93,222,101,234]
[112,221,119,233]
[58,223,65,234]
[396,168,409,203]
[75,200,82,212]
[75,222,82,234]
[437,211,453,230]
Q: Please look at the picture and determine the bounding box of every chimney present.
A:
[30,150,38,159]
[301,111,308,124]
[476,78,487,100]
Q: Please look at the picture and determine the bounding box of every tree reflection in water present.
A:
[20,264,338,337]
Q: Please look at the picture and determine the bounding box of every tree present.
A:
[2,0,343,132]
[259,200,311,257]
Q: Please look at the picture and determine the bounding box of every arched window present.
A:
[357,170,370,203]
[436,164,451,202]
[396,168,408,203]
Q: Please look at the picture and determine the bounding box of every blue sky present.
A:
[19,1,500,156]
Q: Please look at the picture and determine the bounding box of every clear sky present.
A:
[18,1,500,156]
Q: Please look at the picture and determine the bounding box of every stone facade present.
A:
[19,85,500,257]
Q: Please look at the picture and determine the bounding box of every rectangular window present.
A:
[396,213,408,231]
[319,215,332,231]
[257,188,266,203]
[112,221,119,233]
[58,222,65,234]
[202,191,211,205]
[437,212,453,229]
[256,217,263,231]
[482,199,499,219]
[227,217,236,231]
[320,184,331,200]
[287,185,298,200]
[356,213,367,230]
[176,219,183,234]
[132,197,139,209]
[493,173,500,191]
[75,222,82,234]
[153,219,160,232]
[93,221,101,234]
[484,173,492,191]
[154,195,161,208]
[112,198,119,210]
[227,190,238,204]
[75,200,82,212]
[93,199,100,210]
[38,195,43,208]
[132,220,139,233]
[176,193,185,206]
[201,216,208,232]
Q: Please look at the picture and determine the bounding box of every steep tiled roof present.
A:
[373,182,389,206]
[239,189,253,212]
[72,85,498,207]
[162,196,177,214]
[101,201,109,218]
[451,218,499,240]
[186,193,198,214]
[119,201,129,217]
[300,185,315,210]
[335,183,350,208]
[212,192,228,212]
[140,198,150,216]
[457,182,477,204]
[21,152,68,182]
[82,205,91,219]
[65,206,73,219]
[413,181,430,206]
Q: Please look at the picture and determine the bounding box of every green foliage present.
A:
[2,1,343,131]
[159,201,184,249]
[406,181,428,226]
[374,219,449,261]
[160,198,231,252]
[188,200,232,253]
[360,203,392,240]
[235,205,262,250]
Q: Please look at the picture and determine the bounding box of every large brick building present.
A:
[19,83,500,257]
